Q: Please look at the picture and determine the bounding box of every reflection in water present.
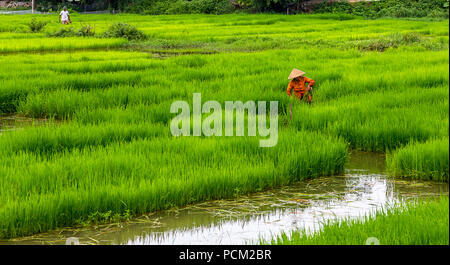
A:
[2,152,448,245]
[123,173,445,245]
[0,115,48,133]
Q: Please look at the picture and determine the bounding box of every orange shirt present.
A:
[287,76,315,97]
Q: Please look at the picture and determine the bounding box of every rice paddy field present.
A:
[0,13,448,244]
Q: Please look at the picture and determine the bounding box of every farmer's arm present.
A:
[287,81,293,96]
[68,14,71,23]
[304,77,315,90]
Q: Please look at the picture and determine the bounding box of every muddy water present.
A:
[2,151,448,245]
[0,115,48,134]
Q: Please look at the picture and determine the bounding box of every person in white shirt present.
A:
[59,7,71,25]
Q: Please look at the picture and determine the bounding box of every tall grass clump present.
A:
[387,138,449,181]
[102,22,147,41]
[27,18,48,33]
[47,25,96,38]
[266,197,449,245]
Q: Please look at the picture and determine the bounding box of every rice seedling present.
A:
[0,122,168,156]
[0,37,126,54]
[6,47,447,152]
[0,130,347,238]
[387,138,449,181]
[0,14,448,53]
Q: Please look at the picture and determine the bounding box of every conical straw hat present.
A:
[288,68,306,80]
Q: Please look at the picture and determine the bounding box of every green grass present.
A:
[5,48,448,152]
[0,13,448,239]
[0,14,448,53]
[266,197,449,245]
[387,138,449,181]
[0,131,347,238]
[0,36,126,53]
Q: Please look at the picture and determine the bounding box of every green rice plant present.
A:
[77,24,95,37]
[387,138,449,181]
[27,18,48,33]
[0,14,447,240]
[73,103,175,125]
[47,25,96,38]
[1,14,448,53]
[0,122,168,156]
[46,27,77,38]
[102,22,147,41]
[5,46,447,151]
[354,32,446,51]
[265,197,449,245]
[0,131,347,238]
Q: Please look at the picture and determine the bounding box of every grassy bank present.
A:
[266,197,449,245]
[387,138,449,181]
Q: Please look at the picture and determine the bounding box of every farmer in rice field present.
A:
[286,68,315,103]
[59,6,71,25]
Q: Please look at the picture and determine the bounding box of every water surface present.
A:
[0,115,48,133]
